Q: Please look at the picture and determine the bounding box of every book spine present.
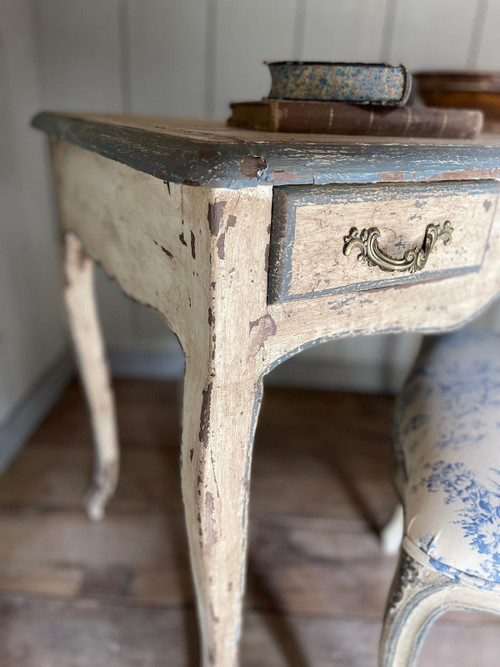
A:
[267,63,412,106]
[270,102,483,139]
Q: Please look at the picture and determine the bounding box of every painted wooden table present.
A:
[33,113,500,667]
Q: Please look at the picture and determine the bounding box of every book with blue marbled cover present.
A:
[266,62,412,107]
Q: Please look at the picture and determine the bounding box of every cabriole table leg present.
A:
[63,232,119,521]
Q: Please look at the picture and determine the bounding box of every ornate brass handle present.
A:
[342,221,453,274]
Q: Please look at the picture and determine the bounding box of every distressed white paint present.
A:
[49,135,500,665]
[380,550,500,665]
[3,0,500,437]
[48,133,500,663]
[63,234,119,521]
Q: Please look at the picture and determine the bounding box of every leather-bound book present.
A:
[266,61,412,106]
[228,100,484,139]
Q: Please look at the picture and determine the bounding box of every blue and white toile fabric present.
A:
[393,330,500,590]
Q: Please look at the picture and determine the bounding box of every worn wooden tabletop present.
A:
[33,112,500,190]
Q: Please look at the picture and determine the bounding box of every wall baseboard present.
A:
[0,353,75,472]
[266,357,409,394]
[109,347,407,394]
[0,346,407,473]
[109,347,185,380]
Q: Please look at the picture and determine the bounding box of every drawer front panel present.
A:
[268,181,499,303]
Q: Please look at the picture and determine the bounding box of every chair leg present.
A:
[63,233,119,521]
[380,503,404,555]
[380,550,456,667]
[181,356,263,667]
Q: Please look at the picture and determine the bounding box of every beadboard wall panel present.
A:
[213,0,297,118]
[36,0,123,110]
[0,0,66,423]
[476,0,500,68]
[127,0,208,117]
[35,0,135,351]
[389,0,481,70]
[299,0,389,62]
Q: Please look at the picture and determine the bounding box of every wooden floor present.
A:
[0,379,498,666]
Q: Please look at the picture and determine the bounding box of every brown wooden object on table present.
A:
[32,111,500,666]
[417,71,500,132]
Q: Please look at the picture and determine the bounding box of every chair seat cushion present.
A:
[393,330,500,590]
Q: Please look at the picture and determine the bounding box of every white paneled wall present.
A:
[0,0,66,424]
[299,0,389,62]
[36,0,136,351]
[36,0,124,110]
[2,0,500,429]
[128,0,208,117]
[389,0,481,69]
[477,0,500,67]
[213,0,296,117]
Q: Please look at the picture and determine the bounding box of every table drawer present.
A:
[268,181,499,303]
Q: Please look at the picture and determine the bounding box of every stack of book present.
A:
[228,62,484,139]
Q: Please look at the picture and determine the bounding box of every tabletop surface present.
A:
[33,112,500,189]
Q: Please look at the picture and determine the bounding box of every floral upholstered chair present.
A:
[380,330,500,666]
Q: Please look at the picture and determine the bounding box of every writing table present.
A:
[33,112,500,666]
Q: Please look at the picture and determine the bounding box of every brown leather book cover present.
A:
[228,99,484,139]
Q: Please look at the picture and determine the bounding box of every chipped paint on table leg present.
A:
[181,357,264,666]
[178,186,272,666]
[63,233,119,521]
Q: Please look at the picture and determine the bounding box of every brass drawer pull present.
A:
[343,221,453,274]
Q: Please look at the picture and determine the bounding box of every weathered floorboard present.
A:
[1,380,500,666]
